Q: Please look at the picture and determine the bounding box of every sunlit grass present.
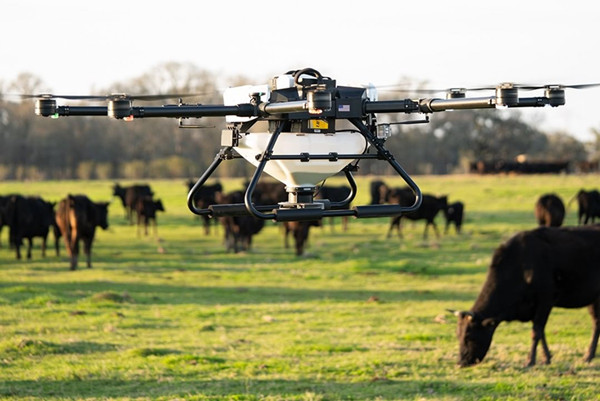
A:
[1,174,600,400]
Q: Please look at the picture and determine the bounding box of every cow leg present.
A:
[528,308,553,366]
[584,298,600,362]
[284,225,290,249]
[388,217,402,238]
[432,222,440,238]
[342,216,348,232]
[69,238,79,270]
[83,238,93,268]
[41,235,47,257]
[27,238,33,260]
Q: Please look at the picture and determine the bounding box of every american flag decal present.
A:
[338,104,350,112]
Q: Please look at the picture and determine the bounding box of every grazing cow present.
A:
[535,194,565,227]
[56,194,109,270]
[571,189,600,225]
[186,179,223,235]
[453,225,600,367]
[380,185,447,238]
[283,220,322,256]
[2,195,57,260]
[369,180,386,205]
[249,181,288,205]
[112,183,153,224]
[444,201,464,234]
[216,191,265,253]
[135,196,165,236]
[315,185,352,232]
[0,195,12,248]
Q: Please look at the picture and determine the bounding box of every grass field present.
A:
[1,174,600,400]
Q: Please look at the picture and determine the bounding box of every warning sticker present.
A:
[308,120,329,129]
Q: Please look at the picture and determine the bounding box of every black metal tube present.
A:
[187,150,227,216]
[326,168,357,210]
[348,118,422,213]
[364,100,420,114]
[134,104,257,118]
[243,123,285,220]
[56,106,108,116]
[269,154,380,161]
[508,97,549,108]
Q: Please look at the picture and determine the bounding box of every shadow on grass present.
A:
[0,377,509,400]
[0,281,475,305]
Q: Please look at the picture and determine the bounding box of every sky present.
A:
[2,0,600,140]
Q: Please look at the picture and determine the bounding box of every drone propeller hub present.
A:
[108,99,132,119]
[35,98,57,117]
[545,87,566,107]
[495,84,519,107]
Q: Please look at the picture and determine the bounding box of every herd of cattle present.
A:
[186,179,465,255]
[3,181,600,368]
[0,184,163,270]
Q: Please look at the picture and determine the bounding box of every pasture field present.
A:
[1,174,600,401]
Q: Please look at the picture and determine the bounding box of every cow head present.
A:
[154,199,165,212]
[95,202,110,230]
[455,310,498,367]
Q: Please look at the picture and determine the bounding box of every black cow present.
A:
[369,180,386,205]
[112,183,153,224]
[380,185,447,238]
[249,181,287,205]
[56,195,109,270]
[283,220,322,256]
[186,179,223,235]
[2,195,57,260]
[454,225,600,367]
[135,196,165,236]
[572,189,600,225]
[0,195,12,248]
[316,185,351,232]
[444,201,464,234]
[216,191,265,253]
[535,194,565,227]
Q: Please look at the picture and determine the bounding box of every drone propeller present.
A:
[5,92,210,101]
[379,82,600,94]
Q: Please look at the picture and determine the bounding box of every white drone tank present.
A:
[223,75,369,188]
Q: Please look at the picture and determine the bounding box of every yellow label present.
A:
[308,119,328,130]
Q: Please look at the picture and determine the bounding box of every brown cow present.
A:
[112,183,153,224]
[56,194,109,270]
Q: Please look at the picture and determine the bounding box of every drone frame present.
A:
[31,68,569,222]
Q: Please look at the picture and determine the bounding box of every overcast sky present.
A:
[2,0,600,140]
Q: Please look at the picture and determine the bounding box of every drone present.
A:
[27,67,596,222]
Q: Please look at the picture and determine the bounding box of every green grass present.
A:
[1,175,600,400]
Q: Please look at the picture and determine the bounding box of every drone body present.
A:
[28,68,583,222]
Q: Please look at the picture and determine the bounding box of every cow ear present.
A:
[447,309,473,321]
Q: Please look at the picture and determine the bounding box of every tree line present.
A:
[1,62,598,180]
